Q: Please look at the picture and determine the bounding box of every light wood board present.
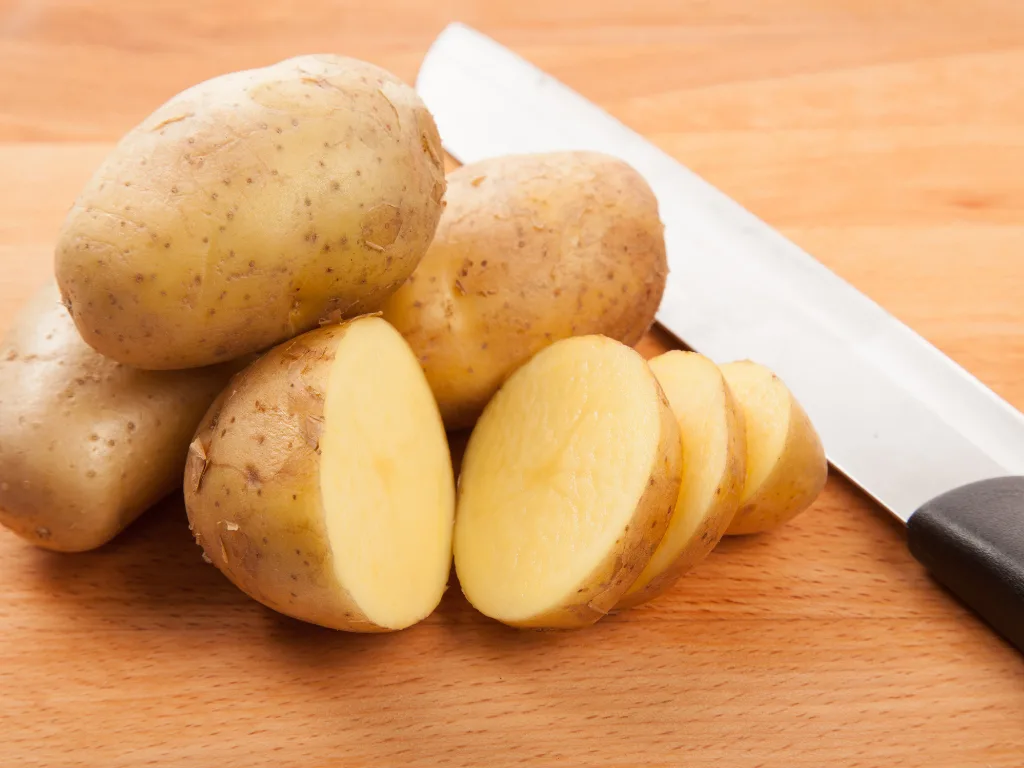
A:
[1,1,1023,765]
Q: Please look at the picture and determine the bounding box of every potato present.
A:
[454,335,681,629]
[720,361,827,535]
[55,55,445,370]
[382,152,667,430]
[184,316,454,632]
[0,283,238,552]
[617,351,746,609]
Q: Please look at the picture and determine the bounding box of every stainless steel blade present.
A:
[417,23,1024,522]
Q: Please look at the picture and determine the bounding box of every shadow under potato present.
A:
[21,489,496,642]
[29,493,249,624]
[16,488,759,657]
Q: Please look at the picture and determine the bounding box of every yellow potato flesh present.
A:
[619,351,745,607]
[731,366,790,498]
[721,360,827,535]
[455,335,680,627]
[184,316,454,631]
[320,319,454,629]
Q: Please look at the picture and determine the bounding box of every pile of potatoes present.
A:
[0,54,827,631]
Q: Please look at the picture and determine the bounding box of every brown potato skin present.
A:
[55,55,445,370]
[184,321,386,632]
[0,283,238,552]
[507,378,682,629]
[382,152,667,430]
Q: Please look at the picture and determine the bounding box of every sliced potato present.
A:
[617,351,746,608]
[454,335,682,629]
[184,316,454,631]
[720,361,827,535]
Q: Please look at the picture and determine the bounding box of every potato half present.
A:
[720,361,828,535]
[184,317,454,631]
[0,283,238,552]
[454,335,682,629]
[382,152,667,430]
[617,352,746,609]
[56,55,445,370]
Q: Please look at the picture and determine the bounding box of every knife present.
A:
[416,23,1024,652]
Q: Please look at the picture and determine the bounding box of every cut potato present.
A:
[720,361,827,535]
[617,352,746,608]
[454,335,682,629]
[184,316,454,631]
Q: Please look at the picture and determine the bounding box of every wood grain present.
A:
[1,1,1023,766]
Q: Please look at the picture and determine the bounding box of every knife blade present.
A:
[417,23,1024,651]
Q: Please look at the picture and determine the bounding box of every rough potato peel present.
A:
[383,151,668,430]
[0,283,239,552]
[55,55,446,370]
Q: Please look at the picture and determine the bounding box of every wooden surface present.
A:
[2,1,1024,765]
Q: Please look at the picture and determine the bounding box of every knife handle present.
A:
[907,476,1024,653]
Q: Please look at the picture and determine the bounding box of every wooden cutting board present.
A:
[1,2,1023,765]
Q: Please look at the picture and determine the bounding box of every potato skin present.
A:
[0,283,238,552]
[382,152,667,429]
[56,55,445,370]
[184,321,381,631]
[727,387,827,536]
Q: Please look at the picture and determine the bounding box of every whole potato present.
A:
[184,317,455,632]
[381,152,667,430]
[55,55,445,370]
[0,283,239,552]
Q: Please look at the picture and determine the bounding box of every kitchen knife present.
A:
[416,23,1024,652]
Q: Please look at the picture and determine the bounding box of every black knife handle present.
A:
[907,476,1024,653]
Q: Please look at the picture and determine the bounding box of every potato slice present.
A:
[454,335,682,629]
[720,361,827,535]
[184,316,454,631]
[617,352,746,608]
